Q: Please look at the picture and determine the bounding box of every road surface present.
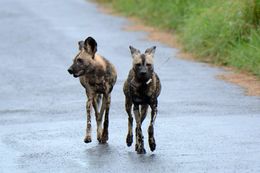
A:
[0,0,260,172]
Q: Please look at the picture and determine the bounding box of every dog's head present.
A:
[68,37,97,78]
[129,45,156,82]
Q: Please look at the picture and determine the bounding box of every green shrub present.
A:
[96,0,260,77]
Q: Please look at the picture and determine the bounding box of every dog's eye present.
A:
[147,63,152,67]
[77,58,83,64]
[136,63,141,67]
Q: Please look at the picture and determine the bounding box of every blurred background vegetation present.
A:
[96,0,260,77]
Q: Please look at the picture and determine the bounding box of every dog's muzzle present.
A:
[68,67,73,74]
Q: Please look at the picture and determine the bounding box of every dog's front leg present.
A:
[140,104,148,123]
[84,93,94,143]
[148,99,158,151]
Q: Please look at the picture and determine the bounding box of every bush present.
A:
[96,0,260,77]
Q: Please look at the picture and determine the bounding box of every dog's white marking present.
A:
[146,78,152,85]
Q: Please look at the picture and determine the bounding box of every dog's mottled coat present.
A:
[123,46,161,154]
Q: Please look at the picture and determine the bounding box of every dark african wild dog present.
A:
[123,45,161,154]
[68,37,117,144]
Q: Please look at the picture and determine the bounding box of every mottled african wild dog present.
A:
[68,37,117,144]
[123,46,161,154]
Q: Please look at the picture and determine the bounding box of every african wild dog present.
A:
[123,46,161,154]
[68,37,117,144]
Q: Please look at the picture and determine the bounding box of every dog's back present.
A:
[80,54,117,94]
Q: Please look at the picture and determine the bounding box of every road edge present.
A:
[95,2,260,97]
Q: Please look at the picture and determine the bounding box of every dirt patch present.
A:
[122,18,200,63]
[97,3,114,14]
[217,70,260,96]
[123,19,180,48]
[97,3,260,96]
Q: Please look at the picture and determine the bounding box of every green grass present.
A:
[96,0,260,77]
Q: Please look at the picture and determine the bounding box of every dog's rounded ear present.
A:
[129,45,141,57]
[145,46,156,56]
[84,37,97,55]
[78,41,84,51]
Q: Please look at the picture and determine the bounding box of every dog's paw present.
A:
[149,137,156,152]
[97,136,102,143]
[97,130,103,143]
[84,136,92,143]
[126,134,133,147]
[100,130,108,144]
[136,147,146,154]
[135,143,146,154]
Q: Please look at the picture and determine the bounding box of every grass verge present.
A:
[95,0,260,77]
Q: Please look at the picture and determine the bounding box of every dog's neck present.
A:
[93,54,106,71]
[131,74,153,88]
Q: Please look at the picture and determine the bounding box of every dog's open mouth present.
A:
[73,70,85,78]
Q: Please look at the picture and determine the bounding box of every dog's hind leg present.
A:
[134,104,146,154]
[84,93,94,143]
[148,99,158,151]
[97,95,106,143]
[125,97,133,147]
[93,95,103,142]
[101,94,110,143]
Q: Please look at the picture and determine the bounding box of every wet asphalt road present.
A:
[0,0,260,172]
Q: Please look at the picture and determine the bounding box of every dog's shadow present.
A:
[83,143,121,169]
[83,143,161,170]
[84,143,113,157]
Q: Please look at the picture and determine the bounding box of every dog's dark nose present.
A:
[68,68,73,74]
[140,67,147,75]
[140,71,146,75]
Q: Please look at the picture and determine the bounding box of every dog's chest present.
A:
[130,82,152,104]
[81,72,107,93]
[89,77,106,93]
